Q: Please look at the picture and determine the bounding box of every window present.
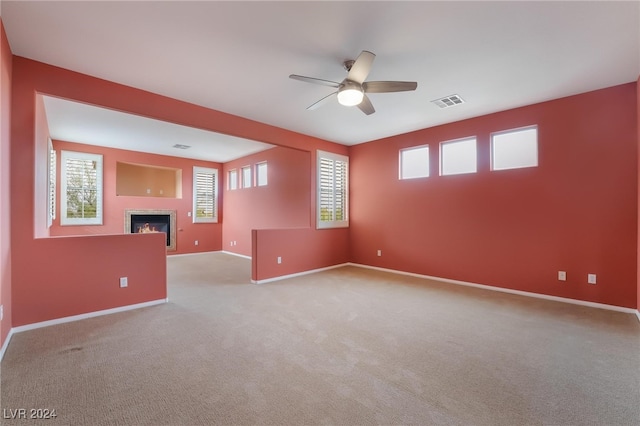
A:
[256,162,268,186]
[400,145,429,179]
[60,150,103,225]
[317,150,348,229]
[241,166,251,188]
[228,169,238,190]
[193,166,218,223]
[48,139,56,227]
[491,126,538,171]
[440,137,477,176]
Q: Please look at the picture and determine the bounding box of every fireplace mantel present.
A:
[124,209,177,251]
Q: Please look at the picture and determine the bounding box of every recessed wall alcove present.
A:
[116,162,182,198]
[124,209,176,251]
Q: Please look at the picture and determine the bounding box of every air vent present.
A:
[432,94,465,109]
[172,144,191,149]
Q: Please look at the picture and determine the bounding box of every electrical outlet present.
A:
[119,277,128,288]
[0,305,3,321]
[187,211,192,217]
[558,271,566,281]
[377,250,382,257]
[588,274,597,284]
[277,256,282,264]
[195,240,199,246]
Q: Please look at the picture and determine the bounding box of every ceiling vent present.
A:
[432,94,465,109]
[172,144,191,149]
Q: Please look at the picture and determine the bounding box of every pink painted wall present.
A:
[50,140,222,255]
[12,233,167,326]
[222,147,311,257]
[10,56,347,327]
[0,19,13,346]
[350,83,638,308]
[252,228,349,282]
[637,74,640,312]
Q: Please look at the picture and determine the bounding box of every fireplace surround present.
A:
[124,209,176,251]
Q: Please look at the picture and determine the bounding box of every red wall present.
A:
[0,19,13,347]
[350,83,638,308]
[637,75,640,313]
[51,140,222,255]
[223,147,311,257]
[9,56,348,327]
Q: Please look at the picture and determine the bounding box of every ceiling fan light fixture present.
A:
[337,82,364,106]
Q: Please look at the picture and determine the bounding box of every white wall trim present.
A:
[11,299,168,334]
[252,263,349,284]
[221,250,252,260]
[167,250,219,258]
[349,263,638,314]
[636,310,640,323]
[0,328,15,363]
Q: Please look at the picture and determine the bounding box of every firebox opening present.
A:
[130,214,171,246]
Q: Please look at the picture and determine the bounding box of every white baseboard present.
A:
[167,250,219,258]
[252,263,349,284]
[221,250,252,260]
[0,327,15,362]
[636,310,640,323]
[349,263,638,315]
[11,298,168,334]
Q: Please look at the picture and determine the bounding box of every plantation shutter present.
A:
[48,140,56,226]
[193,167,218,223]
[317,151,349,228]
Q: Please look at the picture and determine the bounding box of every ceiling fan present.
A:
[289,50,418,115]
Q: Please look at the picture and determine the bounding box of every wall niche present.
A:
[116,162,182,198]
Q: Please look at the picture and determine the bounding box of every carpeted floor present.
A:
[1,252,639,425]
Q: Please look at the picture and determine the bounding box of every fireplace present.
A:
[124,209,176,251]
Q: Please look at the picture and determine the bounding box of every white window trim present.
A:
[399,144,430,180]
[241,165,252,189]
[60,150,103,226]
[490,125,538,171]
[228,169,238,191]
[193,166,218,223]
[439,136,477,176]
[317,150,349,229]
[256,161,268,187]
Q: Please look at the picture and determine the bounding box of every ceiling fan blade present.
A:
[357,94,375,115]
[307,91,338,110]
[289,74,341,88]
[347,50,375,84]
[363,81,418,93]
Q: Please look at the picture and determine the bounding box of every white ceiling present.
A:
[41,95,274,163]
[2,1,639,158]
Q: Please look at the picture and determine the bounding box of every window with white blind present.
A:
[256,162,268,187]
[48,139,56,227]
[317,151,348,229]
[241,166,252,188]
[228,169,238,190]
[193,166,218,223]
[60,150,103,225]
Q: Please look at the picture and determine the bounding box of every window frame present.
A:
[241,165,252,189]
[439,136,478,176]
[399,144,430,180]
[228,169,238,190]
[317,150,349,229]
[60,150,103,226]
[192,166,219,224]
[490,125,538,171]
[256,161,268,187]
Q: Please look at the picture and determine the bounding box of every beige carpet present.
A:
[1,252,639,425]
